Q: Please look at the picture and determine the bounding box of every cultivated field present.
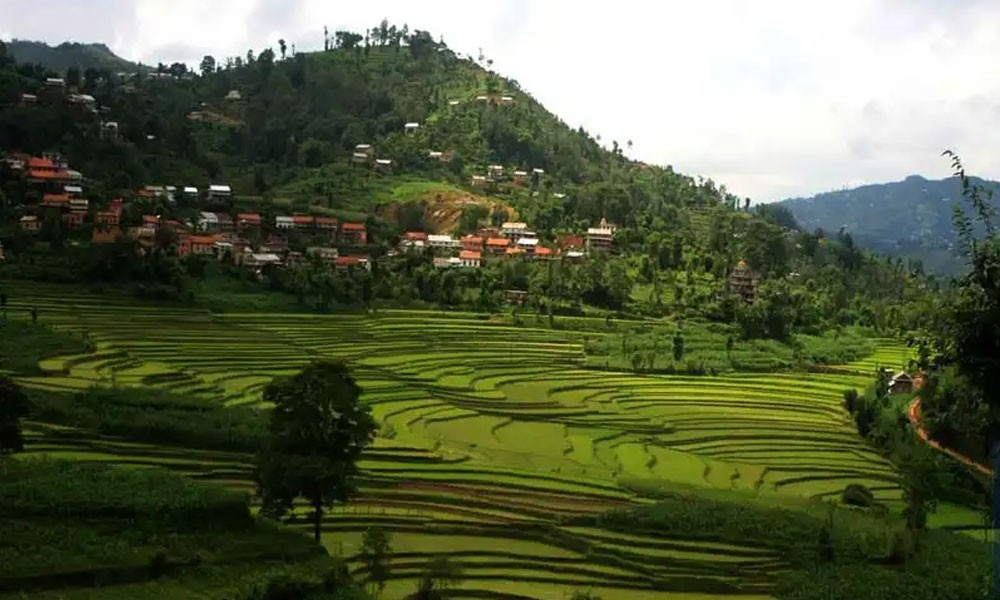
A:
[3,280,916,599]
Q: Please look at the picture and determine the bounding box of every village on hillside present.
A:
[1,147,625,280]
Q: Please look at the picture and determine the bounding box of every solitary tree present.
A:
[254,361,376,542]
[673,332,685,362]
[0,376,31,455]
[361,526,392,597]
[278,39,287,60]
[412,555,463,599]
[199,55,216,76]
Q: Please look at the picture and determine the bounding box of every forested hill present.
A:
[0,27,731,230]
[5,40,144,74]
[0,26,931,336]
[779,175,1000,274]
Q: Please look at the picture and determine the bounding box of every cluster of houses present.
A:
[398,218,617,269]
[470,164,548,190]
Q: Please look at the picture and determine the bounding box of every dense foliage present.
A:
[255,361,377,542]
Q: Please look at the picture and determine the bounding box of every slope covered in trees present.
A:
[779,175,1000,274]
[0,23,931,341]
[5,40,144,74]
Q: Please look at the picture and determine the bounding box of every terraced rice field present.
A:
[3,280,909,598]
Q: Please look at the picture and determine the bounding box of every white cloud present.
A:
[3,0,1000,200]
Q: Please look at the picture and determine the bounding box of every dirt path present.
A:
[907,398,993,476]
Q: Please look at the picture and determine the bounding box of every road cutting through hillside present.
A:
[907,398,992,476]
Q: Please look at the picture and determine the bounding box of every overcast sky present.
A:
[2,0,999,201]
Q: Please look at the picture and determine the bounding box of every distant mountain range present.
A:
[779,175,1000,275]
[5,40,144,74]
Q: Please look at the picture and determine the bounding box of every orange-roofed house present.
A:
[42,193,71,208]
[403,231,428,242]
[92,226,122,244]
[459,250,481,268]
[178,234,217,257]
[340,222,367,245]
[314,216,338,230]
[292,215,315,229]
[237,213,261,230]
[142,215,161,227]
[334,255,371,271]
[486,237,509,255]
[26,157,71,185]
[558,235,585,251]
[534,246,554,260]
[505,247,525,258]
[96,208,121,226]
[461,235,483,251]
[62,211,86,229]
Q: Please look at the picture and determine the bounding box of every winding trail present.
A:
[907,398,992,476]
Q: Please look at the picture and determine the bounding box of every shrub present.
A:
[841,484,875,508]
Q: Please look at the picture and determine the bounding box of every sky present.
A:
[2,0,1000,202]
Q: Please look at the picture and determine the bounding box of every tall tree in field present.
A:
[361,526,392,597]
[278,39,287,60]
[0,376,31,455]
[254,361,376,542]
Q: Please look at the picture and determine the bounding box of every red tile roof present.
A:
[43,193,71,204]
[535,246,553,256]
[404,231,428,241]
[237,213,261,224]
[505,247,525,255]
[461,235,483,244]
[142,215,160,225]
[558,235,585,249]
[314,217,338,226]
[292,215,315,225]
[185,235,217,245]
[341,222,366,231]
[486,237,509,247]
[335,255,367,266]
[28,169,70,180]
[28,157,55,169]
[459,250,481,260]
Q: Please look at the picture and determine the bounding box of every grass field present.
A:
[0,279,966,599]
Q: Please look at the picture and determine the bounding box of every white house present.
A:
[244,252,282,269]
[501,222,528,240]
[471,175,487,187]
[208,184,232,199]
[428,234,460,250]
[275,216,294,229]
[487,165,504,178]
[198,212,219,230]
[353,152,370,163]
[532,168,545,175]
[184,186,199,196]
[448,99,461,106]
[69,198,89,211]
[433,256,461,268]
[226,90,242,101]
[64,185,84,197]
[404,122,420,134]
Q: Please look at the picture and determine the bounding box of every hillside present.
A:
[779,175,1000,274]
[5,40,144,74]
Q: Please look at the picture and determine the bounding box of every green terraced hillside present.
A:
[0,279,962,599]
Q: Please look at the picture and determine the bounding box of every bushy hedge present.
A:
[0,459,250,529]
[0,319,87,374]
[32,387,267,452]
[585,321,876,374]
